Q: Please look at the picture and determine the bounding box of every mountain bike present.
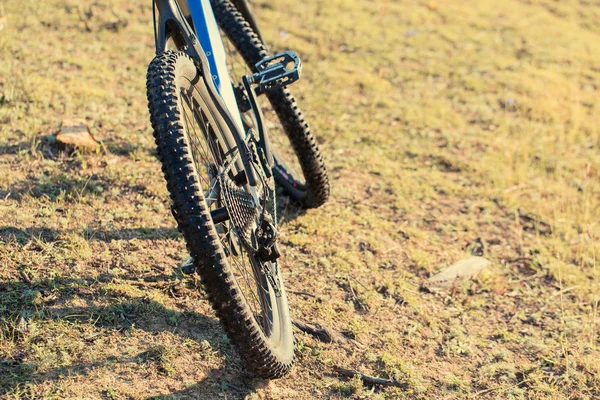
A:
[146,0,329,378]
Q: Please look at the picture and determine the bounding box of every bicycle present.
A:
[146,0,329,378]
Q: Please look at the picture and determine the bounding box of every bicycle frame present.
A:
[153,0,260,186]
[154,0,243,132]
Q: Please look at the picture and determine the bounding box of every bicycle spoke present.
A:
[148,49,292,375]
[179,45,278,341]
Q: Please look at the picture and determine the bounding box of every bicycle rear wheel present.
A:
[212,0,330,208]
[146,51,294,378]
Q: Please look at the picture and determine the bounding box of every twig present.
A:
[84,331,102,342]
[142,275,171,283]
[288,290,316,298]
[333,366,407,388]
[224,383,245,392]
[550,285,579,298]
[76,174,93,202]
[349,274,370,292]
[469,379,531,398]
[77,6,92,32]
[100,18,128,32]
[19,270,33,284]
[501,256,532,264]
[518,209,552,235]
[382,245,400,254]
[503,184,528,193]
[129,280,167,289]
[539,286,580,313]
[508,270,545,284]
[347,275,368,311]
[292,320,346,343]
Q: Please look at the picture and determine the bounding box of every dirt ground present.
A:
[1,0,599,398]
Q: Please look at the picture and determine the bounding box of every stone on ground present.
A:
[423,256,491,293]
[56,119,99,149]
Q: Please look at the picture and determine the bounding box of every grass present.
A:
[1,0,599,398]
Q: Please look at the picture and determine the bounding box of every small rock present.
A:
[499,97,518,112]
[16,316,28,334]
[56,119,99,149]
[422,256,491,293]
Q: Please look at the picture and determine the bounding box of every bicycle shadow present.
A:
[0,226,180,244]
[0,275,262,399]
[276,191,307,224]
[0,173,156,203]
[1,153,307,227]
[1,148,308,398]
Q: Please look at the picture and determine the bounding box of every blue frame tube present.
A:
[187,0,245,133]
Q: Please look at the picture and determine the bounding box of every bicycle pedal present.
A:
[180,257,195,275]
[251,51,302,92]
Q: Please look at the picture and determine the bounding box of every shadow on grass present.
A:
[0,226,181,244]
[0,190,308,246]
[0,168,311,398]
[0,141,31,156]
[0,275,260,399]
[0,175,96,202]
[102,138,155,157]
[0,172,157,203]
[276,191,307,224]
[2,176,307,225]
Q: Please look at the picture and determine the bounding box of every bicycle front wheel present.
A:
[146,51,294,378]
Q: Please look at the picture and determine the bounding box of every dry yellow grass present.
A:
[1,0,599,398]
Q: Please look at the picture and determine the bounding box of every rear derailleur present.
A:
[255,213,281,262]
